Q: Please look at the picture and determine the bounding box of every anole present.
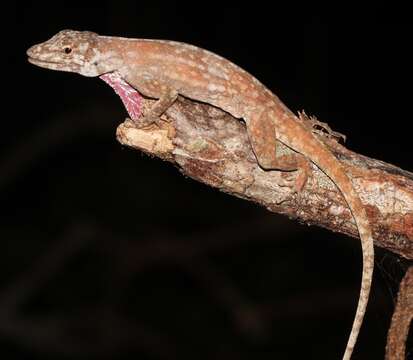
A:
[27,30,374,359]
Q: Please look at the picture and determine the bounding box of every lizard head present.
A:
[27,30,122,77]
[28,30,142,120]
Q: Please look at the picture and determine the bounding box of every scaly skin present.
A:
[27,30,374,359]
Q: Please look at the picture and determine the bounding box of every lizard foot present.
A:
[132,114,163,128]
[280,159,311,193]
[298,110,346,143]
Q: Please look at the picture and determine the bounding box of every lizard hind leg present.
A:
[246,110,311,192]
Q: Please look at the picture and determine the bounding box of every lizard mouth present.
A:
[27,46,64,69]
[27,57,66,71]
[99,72,142,121]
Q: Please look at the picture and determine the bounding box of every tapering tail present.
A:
[291,129,374,360]
[340,183,374,360]
[311,146,374,360]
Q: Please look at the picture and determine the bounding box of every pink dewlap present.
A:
[100,72,142,120]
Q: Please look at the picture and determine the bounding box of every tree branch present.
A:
[116,96,413,260]
[385,266,413,360]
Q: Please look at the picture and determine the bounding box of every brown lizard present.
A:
[27,30,374,359]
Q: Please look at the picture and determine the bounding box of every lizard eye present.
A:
[63,47,72,54]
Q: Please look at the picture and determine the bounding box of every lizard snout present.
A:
[26,44,41,59]
[26,46,34,58]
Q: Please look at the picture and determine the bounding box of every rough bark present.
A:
[116,96,413,260]
[385,266,413,360]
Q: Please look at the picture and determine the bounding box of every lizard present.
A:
[27,30,374,359]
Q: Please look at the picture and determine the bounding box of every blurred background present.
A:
[2,2,412,359]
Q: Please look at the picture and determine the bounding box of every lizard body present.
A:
[27,30,374,359]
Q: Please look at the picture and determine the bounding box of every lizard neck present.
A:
[87,36,131,76]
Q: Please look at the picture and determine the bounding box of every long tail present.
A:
[338,179,374,360]
[256,106,374,359]
[309,145,374,360]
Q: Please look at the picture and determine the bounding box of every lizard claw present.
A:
[298,110,347,143]
[133,114,163,128]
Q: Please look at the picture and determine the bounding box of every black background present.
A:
[2,2,412,360]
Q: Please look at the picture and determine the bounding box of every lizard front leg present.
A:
[247,110,311,192]
[99,73,178,125]
[137,88,178,127]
